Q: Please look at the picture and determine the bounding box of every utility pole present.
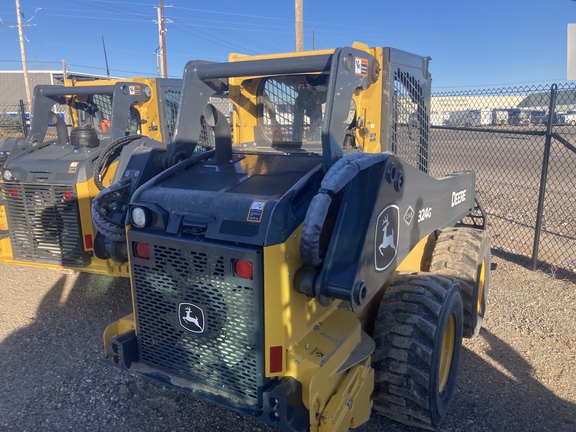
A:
[156,0,168,78]
[62,59,68,83]
[295,0,303,52]
[14,0,33,105]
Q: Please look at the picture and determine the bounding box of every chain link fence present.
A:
[0,100,30,140]
[3,85,574,274]
[430,84,576,274]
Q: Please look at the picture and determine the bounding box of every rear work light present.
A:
[131,206,148,228]
[134,242,150,260]
[234,259,253,280]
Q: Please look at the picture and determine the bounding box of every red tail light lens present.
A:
[270,346,283,373]
[63,191,74,201]
[234,259,253,280]
[84,234,93,249]
[135,242,150,260]
[9,189,18,197]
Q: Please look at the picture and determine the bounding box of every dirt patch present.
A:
[0,252,575,431]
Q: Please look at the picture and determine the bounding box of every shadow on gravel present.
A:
[355,329,576,432]
[1,271,575,432]
[492,248,576,283]
[0,272,277,431]
[0,272,133,430]
[453,329,576,432]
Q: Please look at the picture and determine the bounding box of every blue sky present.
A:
[0,0,574,90]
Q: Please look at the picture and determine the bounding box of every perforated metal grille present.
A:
[132,241,261,403]
[1,182,85,265]
[163,89,181,141]
[92,94,113,120]
[392,69,429,172]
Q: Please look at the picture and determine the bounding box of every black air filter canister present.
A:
[70,125,100,148]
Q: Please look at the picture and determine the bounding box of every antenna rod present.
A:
[102,36,111,78]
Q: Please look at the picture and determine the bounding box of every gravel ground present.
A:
[0,252,575,432]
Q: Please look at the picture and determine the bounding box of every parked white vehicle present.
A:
[562,110,576,125]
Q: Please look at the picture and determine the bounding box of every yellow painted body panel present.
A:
[318,360,374,431]
[263,227,338,377]
[396,232,436,272]
[0,204,7,231]
[263,226,374,430]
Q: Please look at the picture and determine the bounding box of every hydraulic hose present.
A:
[91,178,133,242]
[300,152,390,267]
[93,134,143,190]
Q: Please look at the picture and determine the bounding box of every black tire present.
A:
[372,273,463,430]
[429,227,490,338]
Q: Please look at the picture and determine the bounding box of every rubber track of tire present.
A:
[372,273,456,430]
[429,227,488,338]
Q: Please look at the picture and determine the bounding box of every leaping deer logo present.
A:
[179,303,205,333]
[378,214,396,256]
[182,307,201,329]
[374,205,399,272]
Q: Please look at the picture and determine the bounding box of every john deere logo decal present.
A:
[374,205,399,271]
[179,302,205,333]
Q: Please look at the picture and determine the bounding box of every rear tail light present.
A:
[134,242,150,259]
[234,259,253,280]
[269,346,283,373]
[9,189,18,197]
[84,234,93,249]
[63,191,74,201]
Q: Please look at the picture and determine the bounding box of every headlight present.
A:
[3,169,13,181]
[131,206,148,228]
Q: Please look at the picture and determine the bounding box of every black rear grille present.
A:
[130,233,263,404]
[1,182,86,266]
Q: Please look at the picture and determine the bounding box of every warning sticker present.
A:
[129,85,141,96]
[68,161,79,174]
[354,57,368,76]
[298,77,309,89]
[247,200,267,222]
